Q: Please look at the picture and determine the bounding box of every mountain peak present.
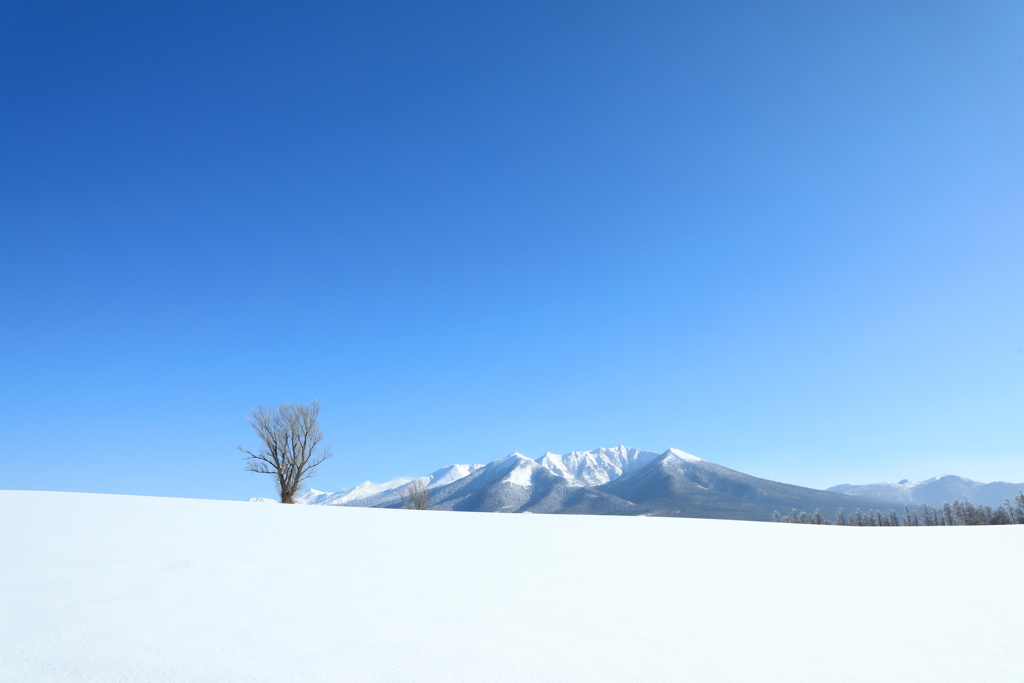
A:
[296,446,706,509]
[536,446,664,487]
[828,472,1024,509]
[664,448,702,463]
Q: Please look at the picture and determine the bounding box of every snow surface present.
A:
[535,445,668,486]
[665,446,703,463]
[2,490,1022,683]
[289,464,485,506]
[415,462,486,488]
[504,457,536,487]
[292,477,412,505]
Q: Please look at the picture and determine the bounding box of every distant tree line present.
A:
[772,491,1024,526]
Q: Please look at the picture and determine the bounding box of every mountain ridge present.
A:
[828,475,1024,509]
[287,446,898,521]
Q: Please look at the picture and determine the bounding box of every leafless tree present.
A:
[399,479,430,510]
[239,401,332,504]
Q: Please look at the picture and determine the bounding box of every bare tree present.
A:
[398,479,430,510]
[240,401,332,504]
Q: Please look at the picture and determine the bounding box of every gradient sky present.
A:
[2,1,1022,501]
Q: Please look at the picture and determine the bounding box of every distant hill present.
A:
[828,475,1024,509]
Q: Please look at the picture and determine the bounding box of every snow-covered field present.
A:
[2,490,1021,683]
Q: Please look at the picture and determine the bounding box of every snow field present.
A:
[1,490,1021,682]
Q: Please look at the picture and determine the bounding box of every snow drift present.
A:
[2,490,1022,683]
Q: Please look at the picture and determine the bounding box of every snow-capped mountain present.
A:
[350,453,634,514]
[537,446,669,486]
[329,462,486,508]
[294,477,412,506]
[418,463,487,488]
[297,446,886,521]
[597,449,885,520]
[303,446,670,510]
[828,475,1024,509]
[297,463,486,507]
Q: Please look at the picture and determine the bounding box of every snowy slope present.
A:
[537,445,668,486]
[357,454,635,514]
[346,462,487,508]
[828,479,917,503]
[2,490,1022,683]
[596,450,882,520]
[415,462,486,488]
[293,464,484,507]
[293,476,411,505]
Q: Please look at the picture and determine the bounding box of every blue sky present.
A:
[2,1,1022,501]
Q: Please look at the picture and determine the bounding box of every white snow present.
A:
[505,461,535,487]
[664,447,702,463]
[485,452,540,487]
[294,477,412,505]
[536,445,664,486]
[419,462,485,488]
[398,464,489,493]
[294,464,485,506]
[921,474,982,485]
[2,490,1022,683]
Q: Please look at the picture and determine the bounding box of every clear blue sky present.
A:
[2,1,1022,501]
